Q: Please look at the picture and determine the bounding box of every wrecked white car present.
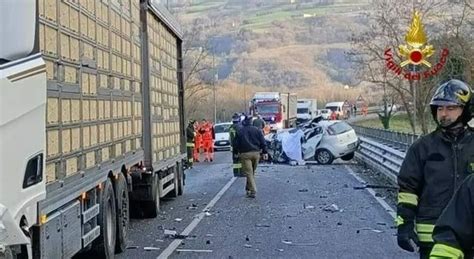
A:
[265,117,359,165]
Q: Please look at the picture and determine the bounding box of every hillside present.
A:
[172,0,370,90]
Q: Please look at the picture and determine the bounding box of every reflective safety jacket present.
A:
[200,123,214,141]
[430,174,474,259]
[397,128,474,245]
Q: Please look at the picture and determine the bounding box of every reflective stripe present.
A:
[430,244,464,259]
[398,192,418,206]
[417,233,434,243]
[395,215,404,226]
[416,223,435,233]
[186,143,195,147]
[233,163,242,169]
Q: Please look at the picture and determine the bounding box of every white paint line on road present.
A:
[157,176,237,259]
[344,165,396,219]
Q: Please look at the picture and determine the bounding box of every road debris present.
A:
[176,249,213,253]
[164,229,187,239]
[164,229,177,236]
[353,184,398,190]
[144,247,160,251]
[255,224,271,228]
[126,246,139,249]
[323,204,340,213]
[174,218,183,222]
[187,204,198,210]
[298,189,309,192]
[282,240,318,246]
[359,228,384,233]
[244,244,253,248]
[205,212,212,217]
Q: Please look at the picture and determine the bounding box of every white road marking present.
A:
[344,165,396,219]
[157,176,237,259]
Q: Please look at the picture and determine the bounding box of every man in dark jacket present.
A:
[185,120,196,168]
[232,115,268,198]
[396,79,474,258]
[430,174,474,259]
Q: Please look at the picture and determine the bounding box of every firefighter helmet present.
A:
[430,79,472,125]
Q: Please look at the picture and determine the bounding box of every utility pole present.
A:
[213,53,217,123]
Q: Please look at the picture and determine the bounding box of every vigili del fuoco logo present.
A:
[384,11,449,81]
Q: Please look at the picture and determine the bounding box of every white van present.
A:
[325,102,345,119]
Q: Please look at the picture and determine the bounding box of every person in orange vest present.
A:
[193,121,202,162]
[330,111,337,120]
[200,120,215,162]
[362,105,368,116]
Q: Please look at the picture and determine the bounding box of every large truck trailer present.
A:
[0,0,186,258]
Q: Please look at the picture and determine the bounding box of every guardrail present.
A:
[356,136,406,183]
[351,125,420,152]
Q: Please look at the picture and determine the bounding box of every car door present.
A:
[302,126,323,160]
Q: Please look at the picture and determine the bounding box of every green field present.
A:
[186,1,226,13]
[185,1,367,31]
[353,114,437,134]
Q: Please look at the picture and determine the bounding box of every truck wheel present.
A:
[142,173,159,218]
[315,149,334,165]
[114,173,129,253]
[177,163,185,196]
[93,178,117,258]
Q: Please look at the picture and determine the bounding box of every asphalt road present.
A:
[117,151,416,259]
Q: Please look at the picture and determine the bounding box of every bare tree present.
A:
[181,18,215,120]
[351,0,472,134]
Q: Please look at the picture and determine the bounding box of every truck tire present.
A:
[315,149,334,165]
[114,173,129,253]
[169,162,184,197]
[142,173,159,218]
[93,178,117,258]
[177,163,185,196]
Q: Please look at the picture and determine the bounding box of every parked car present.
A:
[319,109,331,120]
[213,122,232,151]
[266,117,359,164]
[379,104,399,112]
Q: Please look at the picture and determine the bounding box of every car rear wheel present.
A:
[341,152,355,161]
[315,149,334,165]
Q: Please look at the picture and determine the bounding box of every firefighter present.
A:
[252,112,266,132]
[230,113,243,177]
[430,174,474,259]
[396,79,474,258]
[200,120,215,162]
[193,120,202,162]
[330,110,337,120]
[186,119,195,168]
[232,115,268,198]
